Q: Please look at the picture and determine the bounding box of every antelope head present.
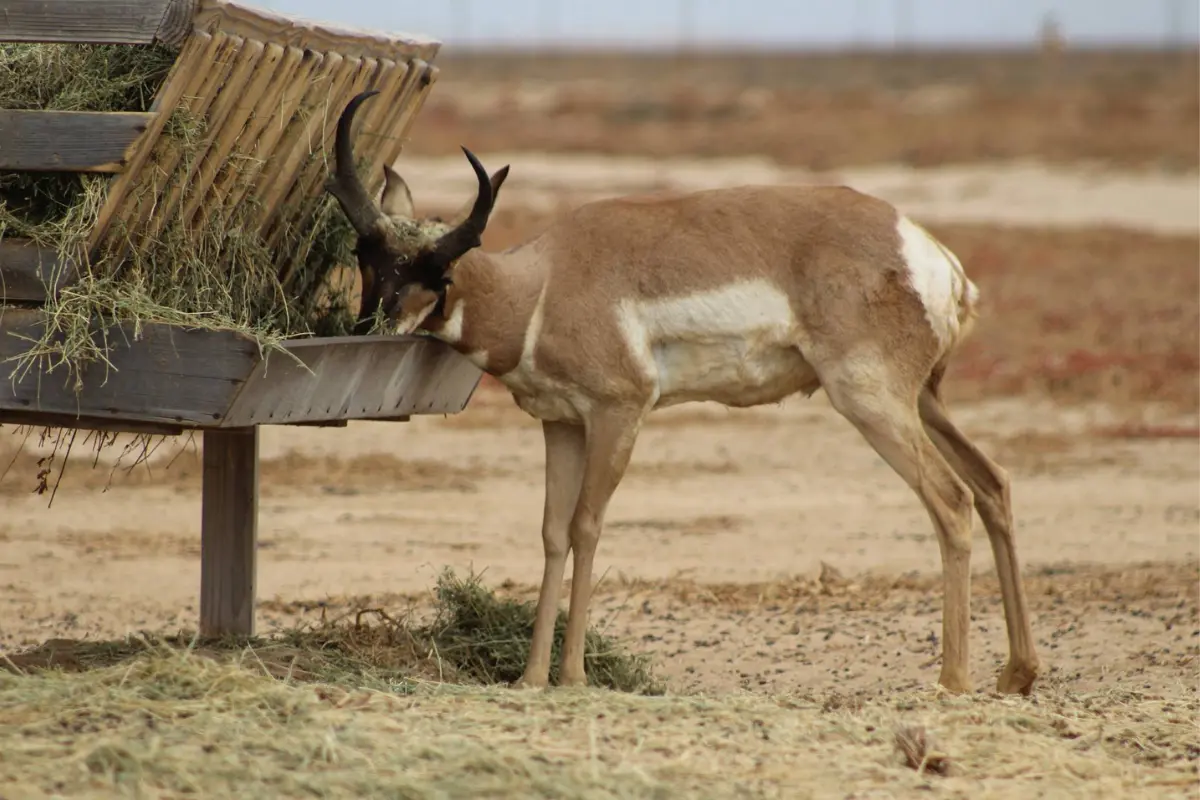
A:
[325,89,509,335]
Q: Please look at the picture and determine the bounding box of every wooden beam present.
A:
[0,111,154,172]
[0,308,260,425]
[0,410,183,436]
[1,311,481,429]
[193,0,440,63]
[0,240,75,303]
[200,427,257,637]
[0,0,196,46]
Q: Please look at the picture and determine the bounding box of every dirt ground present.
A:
[2,389,1198,700]
[1,47,1198,795]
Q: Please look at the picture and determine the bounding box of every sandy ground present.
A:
[3,393,1197,699]
[395,155,1200,235]
[1,157,1197,707]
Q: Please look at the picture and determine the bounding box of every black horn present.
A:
[326,90,390,239]
[429,146,496,263]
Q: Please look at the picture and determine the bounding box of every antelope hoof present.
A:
[937,668,973,695]
[512,672,549,691]
[997,660,1039,696]
[558,670,589,689]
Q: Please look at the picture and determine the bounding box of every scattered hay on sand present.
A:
[1,570,1197,797]
[1,644,1195,798]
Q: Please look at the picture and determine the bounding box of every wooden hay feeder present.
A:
[0,1,482,636]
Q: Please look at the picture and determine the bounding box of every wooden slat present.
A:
[88,30,218,256]
[210,48,323,231]
[262,54,381,255]
[193,0,439,63]
[105,32,237,264]
[175,39,282,228]
[351,58,407,180]
[272,57,407,288]
[375,61,438,181]
[364,60,431,189]
[0,0,195,46]
[0,240,75,302]
[220,335,482,427]
[200,427,258,637]
[182,41,292,230]
[0,308,259,426]
[137,34,256,246]
[247,51,345,230]
[270,55,381,279]
[0,110,153,172]
[250,53,362,241]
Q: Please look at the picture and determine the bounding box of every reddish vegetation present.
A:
[931,225,1198,411]
[411,49,1200,171]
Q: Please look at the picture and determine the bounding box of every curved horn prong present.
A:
[444,163,510,228]
[430,146,497,262]
[326,90,390,239]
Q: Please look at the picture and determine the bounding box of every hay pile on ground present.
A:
[0,43,363,385]
[1,645,1194,797]
[5,569,661,694]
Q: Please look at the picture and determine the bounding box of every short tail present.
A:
[958,277,980,345]
[928,241,979,399]
[928,234,979,352]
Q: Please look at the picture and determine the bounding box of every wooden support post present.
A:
[200,427,259,637]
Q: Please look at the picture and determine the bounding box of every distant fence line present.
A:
[397,0,1196,52]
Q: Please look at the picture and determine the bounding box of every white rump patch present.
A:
[896,215,973,349]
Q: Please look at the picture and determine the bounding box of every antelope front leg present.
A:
[558,405,644,687]
[517,421,586,689]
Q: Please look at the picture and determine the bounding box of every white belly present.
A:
[619,279,816,409]
[652,338,814,408]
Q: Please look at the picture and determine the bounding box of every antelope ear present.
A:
[380,165,416,219]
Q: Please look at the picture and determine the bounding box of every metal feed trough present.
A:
[0,1,481,636]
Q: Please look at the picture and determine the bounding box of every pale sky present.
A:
[261,0,1199,48]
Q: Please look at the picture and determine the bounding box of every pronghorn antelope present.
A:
[325,90,1040,696]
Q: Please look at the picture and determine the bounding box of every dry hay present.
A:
[0,425,191,505]
[4,569,660,695]
[0,43,363,388]
[0,44,176,231]
[1,568,1194,797]
[1,643,1195,798]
